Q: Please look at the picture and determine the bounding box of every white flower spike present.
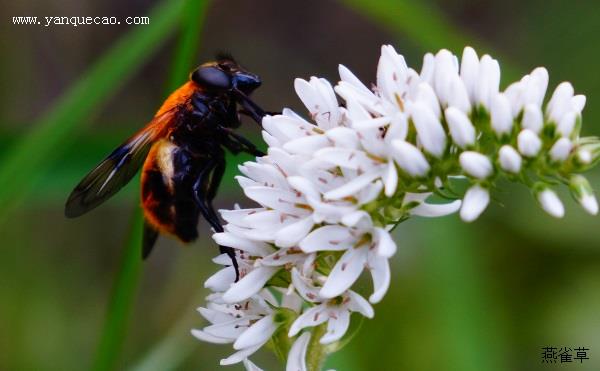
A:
[193,45,598,370]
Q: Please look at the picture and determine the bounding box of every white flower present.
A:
[192,291,293,366]
[289,269,374,344]
[193,44,598,370]
[299,212,394,302]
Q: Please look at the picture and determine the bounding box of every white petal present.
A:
[537,188,565,218]
[498,145,522,173]
[275,217,315,248]
[490,93,513,136]
[324,169,382,200]
[411,101,447,157]
[341,210,372,229]
[391,140,430,176]
[459,151,493,179]
[289,305,327,337]
[521,104,543,134]
[234,315,277,350]
[283,135,330,155]
[244,359,264,371]
[291,268,321,302]
[410,199,462,217]
[286,332,311,371]
[222,267,279,303]
[213,232,274,257]
[205,266,237,292]
[460,185,490,222]
[517,129,542,157]
[314,147,375,170]
[549,138,572,162]
[320,247,369,299]
[346,290,374,318]
[202,317,252,340]
[220,344,262,366]
[244,187,304,215]
[191,329,233,344]
[368,254,391,304]
[445,107,475,148]
[339,64,371,95]
[197,306,232,324]
[299,225,355,253]
[326,127,360,149]
[374,227,397,258]
[320,310,350,344]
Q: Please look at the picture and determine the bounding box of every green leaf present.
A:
[92,207,144,371]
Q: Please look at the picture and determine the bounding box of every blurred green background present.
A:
[1,0,599,370]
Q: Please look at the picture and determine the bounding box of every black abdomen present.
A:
[141,139,201,242]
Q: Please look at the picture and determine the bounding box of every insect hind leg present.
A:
[193,155,240,281]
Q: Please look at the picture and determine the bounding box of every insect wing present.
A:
[65,110,177,218]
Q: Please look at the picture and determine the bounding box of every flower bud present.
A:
[460,185,490,222]
[549,138,572,162]
[460,151,493,179]
[445,107,476,148]
[518,129,542,157]
[535,186,565,218]
[490,93,513,136]
[569,175,598,215]
[498,145,522,173]
[391,140,431,177]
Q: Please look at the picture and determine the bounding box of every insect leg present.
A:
[193,156,240,280]
[217,126,265,157]
[233,89,267,125]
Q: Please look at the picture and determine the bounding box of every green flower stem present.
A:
[306,324,328,371]
[92,207,144,371]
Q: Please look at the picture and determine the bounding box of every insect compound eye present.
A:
[191,66,232,90]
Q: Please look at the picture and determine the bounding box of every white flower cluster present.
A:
[192,45,599,369]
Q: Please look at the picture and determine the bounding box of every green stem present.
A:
[92,207,144,371]
[306,325,328,371]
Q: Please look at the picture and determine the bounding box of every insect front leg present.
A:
[217,126,265,157]
[192,155,240,281]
